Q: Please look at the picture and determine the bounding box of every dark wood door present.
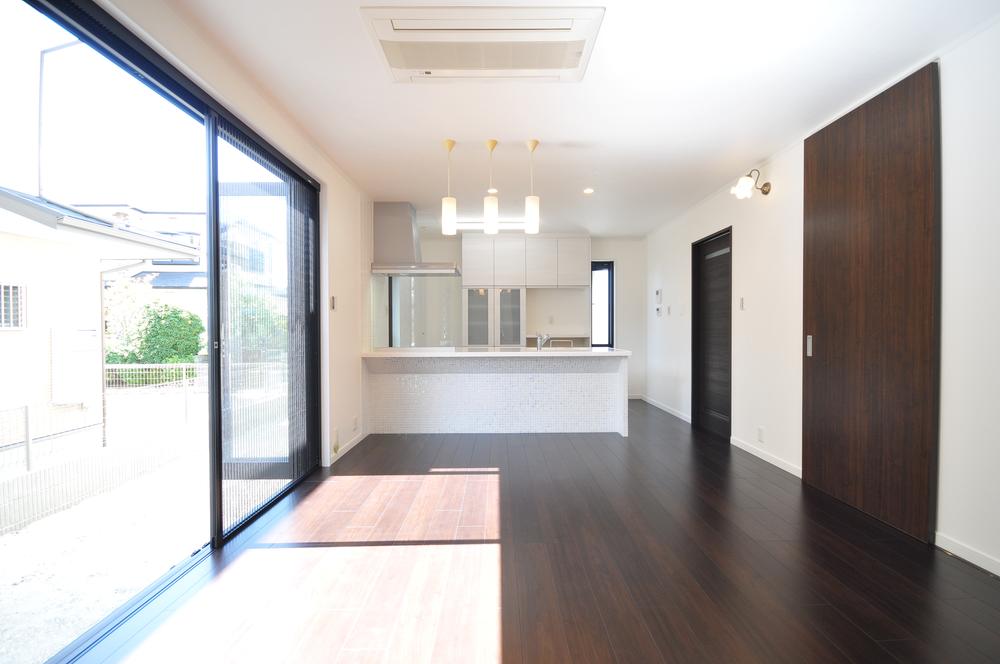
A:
[693,229,732,439]
[803,64,940,542]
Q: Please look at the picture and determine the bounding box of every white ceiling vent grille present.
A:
[361,6,605,83]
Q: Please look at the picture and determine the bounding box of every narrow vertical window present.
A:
[591,261,614,347]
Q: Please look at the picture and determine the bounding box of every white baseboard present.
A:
[324,431,366,467]
[638,396,691,423]
[935,532,1000,577]
[730,436,802,478]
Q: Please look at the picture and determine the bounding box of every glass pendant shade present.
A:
[483,195,499,234]
[524,195,540,234]
[730,175,755,200]
[441,196,457,235]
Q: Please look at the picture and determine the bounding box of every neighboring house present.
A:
[0,186,199,443]
[74,204,210,324]
[76,202,290,333]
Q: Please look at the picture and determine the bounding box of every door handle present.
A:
[806,335,813,357]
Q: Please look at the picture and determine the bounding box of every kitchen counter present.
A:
[362,346,631,358]
[363,346,630,436]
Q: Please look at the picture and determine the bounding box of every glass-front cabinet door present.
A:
[463,288,493,346]
[495,288,526,347]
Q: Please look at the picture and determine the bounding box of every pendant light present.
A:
[441,139,457,235]
[524,139,540,234]
[483,139,499,235]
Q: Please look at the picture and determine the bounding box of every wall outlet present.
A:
[757,426,765,443]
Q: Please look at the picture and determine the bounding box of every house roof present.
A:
[0,186,116,227]
[0,186,199,257]
[134,270,208,289]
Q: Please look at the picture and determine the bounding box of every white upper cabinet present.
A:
[461,234,494,286]
[557,237,591,286]
[492,236,526,286]
[525,238,558,287]
[463,234,589,287]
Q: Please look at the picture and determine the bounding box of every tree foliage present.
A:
[105,302,204,364]
[103,275,153,362]
[136,304,205,363]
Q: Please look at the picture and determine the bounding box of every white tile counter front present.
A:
[362,347,631,435]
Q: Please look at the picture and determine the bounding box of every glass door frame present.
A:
[462,287,495,347]
[212,116,322,539]
[494,287,526,347]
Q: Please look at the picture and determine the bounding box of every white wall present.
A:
[525,288,591,338]
[645,144,803,475]
[935,17,1000,575]
[591,238,647,398]
[99,0,371,464]
[644,17,1000,573]
[0,229,103,434]
[420,234,461,264]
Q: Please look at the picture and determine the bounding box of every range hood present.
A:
[371,201,461,276]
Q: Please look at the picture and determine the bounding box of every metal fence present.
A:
[104,363,205,390]
[0,363,209,533]
[0,361,294,534]
[0,364,208,470]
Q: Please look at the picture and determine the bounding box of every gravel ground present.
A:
[0,452,208,664]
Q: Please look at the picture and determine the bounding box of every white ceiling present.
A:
[166,0,999,236]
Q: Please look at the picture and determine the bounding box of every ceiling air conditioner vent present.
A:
[361,6,605,83]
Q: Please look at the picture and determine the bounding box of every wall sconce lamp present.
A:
[730,168,771,200]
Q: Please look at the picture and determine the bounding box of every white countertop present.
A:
[362,347,631,358]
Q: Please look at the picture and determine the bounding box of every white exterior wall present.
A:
[0,230,103,439]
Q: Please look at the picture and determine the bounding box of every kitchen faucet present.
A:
[536,333,552,350]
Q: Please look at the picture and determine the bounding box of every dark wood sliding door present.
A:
[692,229,732,439]
[803,64,940,542]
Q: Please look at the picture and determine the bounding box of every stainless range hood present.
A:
[371,201,460,276]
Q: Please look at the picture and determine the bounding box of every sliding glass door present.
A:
[0,0,322,658]
[216,119,319,535]
[0,3,211,660]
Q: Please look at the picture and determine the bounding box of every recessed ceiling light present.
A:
[583,187,595,195]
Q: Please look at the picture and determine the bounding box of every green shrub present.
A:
[105,350,138,364]
[136,304,205,364]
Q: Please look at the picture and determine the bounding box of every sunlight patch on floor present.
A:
[123,472,503,663]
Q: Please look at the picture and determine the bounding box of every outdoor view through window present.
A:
[0,2,209,661]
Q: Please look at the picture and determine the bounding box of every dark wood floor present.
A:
[96,401,1000,663]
